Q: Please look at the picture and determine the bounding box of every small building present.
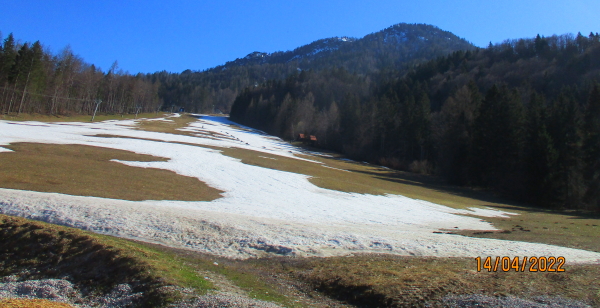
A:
[297,133,317,146]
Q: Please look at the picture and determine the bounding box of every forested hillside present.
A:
[152,23,474,114]
[1,23,472,116]
[0,33,162,116]
[231,32,600,210]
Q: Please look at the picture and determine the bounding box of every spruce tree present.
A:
[436,83,480,184]
[548,89,584,207]
[582,84,600,208]
[524,92,558,205]
[0,33,17,83]
[472,84,525,194]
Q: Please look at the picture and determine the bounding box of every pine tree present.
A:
[0,33,17,82]
[548,89,584,207]
[582,84,600,208]
[472,84,525,193]
[435,83,480,184]
[524,92,558,205]
[0,33,18,114]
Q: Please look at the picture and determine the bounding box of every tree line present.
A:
[0,23,473,117]
[0,32,162,116]
[231,32,600,210]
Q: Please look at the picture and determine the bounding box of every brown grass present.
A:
[217,146,510,209]
[272,254,600,307]
[0,214,179,306]
[9,217,594,308]
[135,114,199,135]
[0,299,74,308]
[0,112,168,123]
[0,143,223,201]
[455,207,600,253]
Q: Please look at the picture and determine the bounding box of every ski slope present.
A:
[1,114,599,263]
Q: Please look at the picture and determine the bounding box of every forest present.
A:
[0,33,162,116]
[152,23,474,114]
[230,33,600,210]
[1,23,473,116]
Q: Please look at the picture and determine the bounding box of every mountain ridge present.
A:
[158,23,476,113]
[208,23,474,73]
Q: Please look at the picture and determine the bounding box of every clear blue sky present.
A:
[1,0,598,74]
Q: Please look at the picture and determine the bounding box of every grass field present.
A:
[1,113,599,307]
[0,112,167,123]
[142,244,600,307]
[0,143,222,201]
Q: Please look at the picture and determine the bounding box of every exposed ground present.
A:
[0,143,222,201]
[0,113,599,307]
[0,214,205,307]
[0,112,167,123]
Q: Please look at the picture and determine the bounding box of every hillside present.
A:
[230,32,600,210]
[217,23,473,71]
[152,23,475,114]
[0,23,473,117]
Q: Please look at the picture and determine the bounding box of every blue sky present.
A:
[1,0,598,74]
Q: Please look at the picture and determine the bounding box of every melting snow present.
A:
[0,114,599,262]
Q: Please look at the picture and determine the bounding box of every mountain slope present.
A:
[215,23,474,72]
[153,23,475,113]
[230,31,600,210]
[222,36,357,67]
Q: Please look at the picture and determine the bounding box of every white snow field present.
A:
[1,114,599,263]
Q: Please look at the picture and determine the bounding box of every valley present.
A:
[0,114,599,307]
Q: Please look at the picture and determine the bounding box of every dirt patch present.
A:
[136,114,199,136]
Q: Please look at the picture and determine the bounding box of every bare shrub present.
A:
[408,160,433,174]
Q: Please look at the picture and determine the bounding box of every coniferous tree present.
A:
[0,33,17,83]
[582,84,600,208]
[435,82,481,184]
[1,34,19,114]
[548,90,585,207]
[227,30,600,209]
[472,84,525,194]
[524,92,558,205]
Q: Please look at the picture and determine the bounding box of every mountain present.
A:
[222,36,357,67]
[153,23,476,113]
[213,23,474,73]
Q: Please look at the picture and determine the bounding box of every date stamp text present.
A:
[475,256,565,272]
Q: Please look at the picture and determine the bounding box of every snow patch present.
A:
[0,116,599,262]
